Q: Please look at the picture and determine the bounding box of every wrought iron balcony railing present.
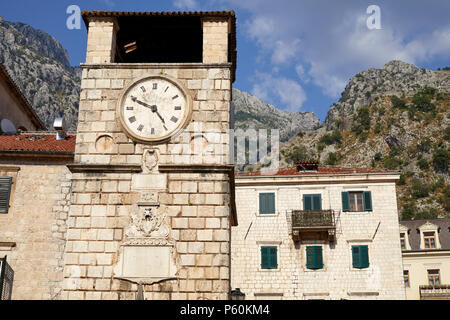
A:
[292,210,335,229]
[419,285,450,300]
[291,210,336,242]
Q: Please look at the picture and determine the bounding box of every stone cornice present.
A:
[158,164,234,173]
[67,163,142,173]
[80,63,232,69]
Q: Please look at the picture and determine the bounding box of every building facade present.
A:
[231,163,406,300]
[0,133,75,299]
[0,62,46,133]
[400,218,450,300]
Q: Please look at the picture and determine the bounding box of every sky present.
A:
[1,0,449,121]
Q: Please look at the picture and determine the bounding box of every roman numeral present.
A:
[151,128,155,134]
[140,86,146,92]
[174,106,182,111]
[126,106,134,111]
[170,116,178,123]
[137,124,144,131]
[164,86,169,93]
[128,116,136,123]
[163,125,168,131]
[172,95,179,100]
[153,83,158,90]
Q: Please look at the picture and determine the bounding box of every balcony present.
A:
[420,285,450,300]
[291,210,336,242]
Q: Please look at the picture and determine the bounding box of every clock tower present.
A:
[63,11,237,300]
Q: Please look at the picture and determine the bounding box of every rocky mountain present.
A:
[0,16,80,131]
[232,88,320,141]
[280,61,450,219]
[325,60,450,130]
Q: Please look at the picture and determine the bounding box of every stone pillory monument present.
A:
[63,11,237,300]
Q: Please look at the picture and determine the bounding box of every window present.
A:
[0,177,12,214]
[403,270,410,287]
[261,246,277,269]
[306,246,323,269]
[342,191,372,212]
[423,232,436,249]
[428,270,440,286]
[259,193,275,214]
[400,233,406,249]
[303,194,322,211]
[352,245,369,269]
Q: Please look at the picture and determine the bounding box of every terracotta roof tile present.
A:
[237,166,398,177]
[0,133,76,153]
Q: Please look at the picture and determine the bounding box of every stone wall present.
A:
[231,179,406,300]
[0,164,71,300]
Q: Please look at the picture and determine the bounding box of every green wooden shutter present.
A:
[269,246,278,269]
[303,195,312,211]
[307,246,323,269]
[261,247,269,269]
[313,194,322,211]
[342,192,350,212]
[352,246,360,268]
[360,245,369,268]
[259,193,275,214]
[363,191,372,211]
[315,246,323,269]
[261,246,277,269]
[306,246,314,269]
[0,177,12,214]
[352,245,369,268]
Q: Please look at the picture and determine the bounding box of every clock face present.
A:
[118,76,191,142]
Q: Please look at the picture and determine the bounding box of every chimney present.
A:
[296,161,319,172]
[53,117,67,140]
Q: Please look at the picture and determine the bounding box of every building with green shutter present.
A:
[231,162,406,300]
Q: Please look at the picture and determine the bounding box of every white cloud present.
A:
[251,73,307,112]
[173,0,198,10]
[98,0,115,7]
[225,0,450,99]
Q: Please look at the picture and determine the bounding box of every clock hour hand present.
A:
[131,96,152,109]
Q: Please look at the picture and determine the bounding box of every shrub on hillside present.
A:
[401,202,416,221]
[433,147,449,173]
[390,95,407,109]
[326,152,338,165]
[410,179,430,199]
[319,130,342,146]
[411,87,436,113]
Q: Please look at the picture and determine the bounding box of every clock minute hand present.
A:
[154,109,166,124]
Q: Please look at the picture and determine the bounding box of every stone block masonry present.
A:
[0,165,71,300]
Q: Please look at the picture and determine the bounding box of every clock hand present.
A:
[155,109,166,124]
[131,96,152,109]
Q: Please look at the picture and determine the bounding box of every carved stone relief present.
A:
[125,203,169,239]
